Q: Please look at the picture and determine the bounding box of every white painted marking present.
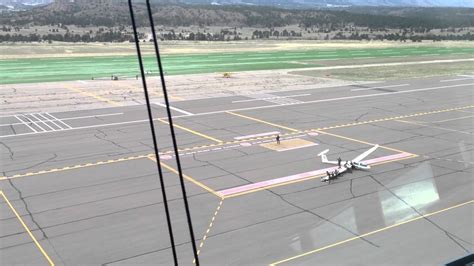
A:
[234,131,280,140]
[432,115,474,123]
[44,113,73,129]
[31,113,56,131]
[240,142,252,147]
[440,77,474,82]
[351,84,410,92]
[154,102,194,115]
[14,115,38,133]
[0,112,124,127]
[232,94,310,103]
[61,112,124,121]
[37,113,63,130]
[276,142,318,152]
[1,83,472,139]
[24,114,46,132]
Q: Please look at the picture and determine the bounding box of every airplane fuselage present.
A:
[342,161,370,170]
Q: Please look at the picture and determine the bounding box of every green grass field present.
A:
[1,46,473,84]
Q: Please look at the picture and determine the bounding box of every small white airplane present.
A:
[318,144,379,183]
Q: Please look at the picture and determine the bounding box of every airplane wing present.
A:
[352,144,379,163]
[318,149,339,165]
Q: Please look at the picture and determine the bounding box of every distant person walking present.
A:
[337,157,342,168]
[276,135,281,145]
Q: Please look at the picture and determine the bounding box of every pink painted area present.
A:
[218,152,413,197]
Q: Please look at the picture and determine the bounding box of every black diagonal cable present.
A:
[127,1,178,265]
[145,0,200,264]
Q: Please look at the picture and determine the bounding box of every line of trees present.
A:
[0,31,139,43]
[333,32,474,41]
[2,31,472,43]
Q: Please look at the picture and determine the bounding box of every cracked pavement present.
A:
[0,75,473,265]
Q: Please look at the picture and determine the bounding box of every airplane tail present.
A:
[318,149,330,163]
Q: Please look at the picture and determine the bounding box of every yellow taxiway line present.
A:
[65,85,122,107]
[227,110,416,156]
[193,199,224,264]
[0,191,55,266]
[5,105,471,189]
[158,118,224,144]
[147,156,224,199]
[270,199,474,265]
[0,155,149,181]
[227,111,300,133]
[223,152,418,199]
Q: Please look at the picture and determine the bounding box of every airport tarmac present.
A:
[0,75,473,265]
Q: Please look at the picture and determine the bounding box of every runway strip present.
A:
[219,152,414,198]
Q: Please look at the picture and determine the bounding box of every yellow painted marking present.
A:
[227,111,300,133]
[169,95,185,101]
[1,155,149,181]
[227,110,414,155]
[0,191,55,266]
[396,119,473,135]
[260,138,316,152]
[270,199,474,265]
[322,105,474,130]
[158,118,223,143]
[314,129,413,155]
[224,153,418,199]
[3,106,469,182]
[194,199,224,264]
[65,85,122,107]
[148,156,223,199]
[224,174,327,199]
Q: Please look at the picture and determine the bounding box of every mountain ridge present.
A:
[1,0,473,8]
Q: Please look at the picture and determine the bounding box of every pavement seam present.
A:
[0,191,55,266]
[270,199,474,265]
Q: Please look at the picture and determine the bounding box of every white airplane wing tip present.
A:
[318,149,329,156]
